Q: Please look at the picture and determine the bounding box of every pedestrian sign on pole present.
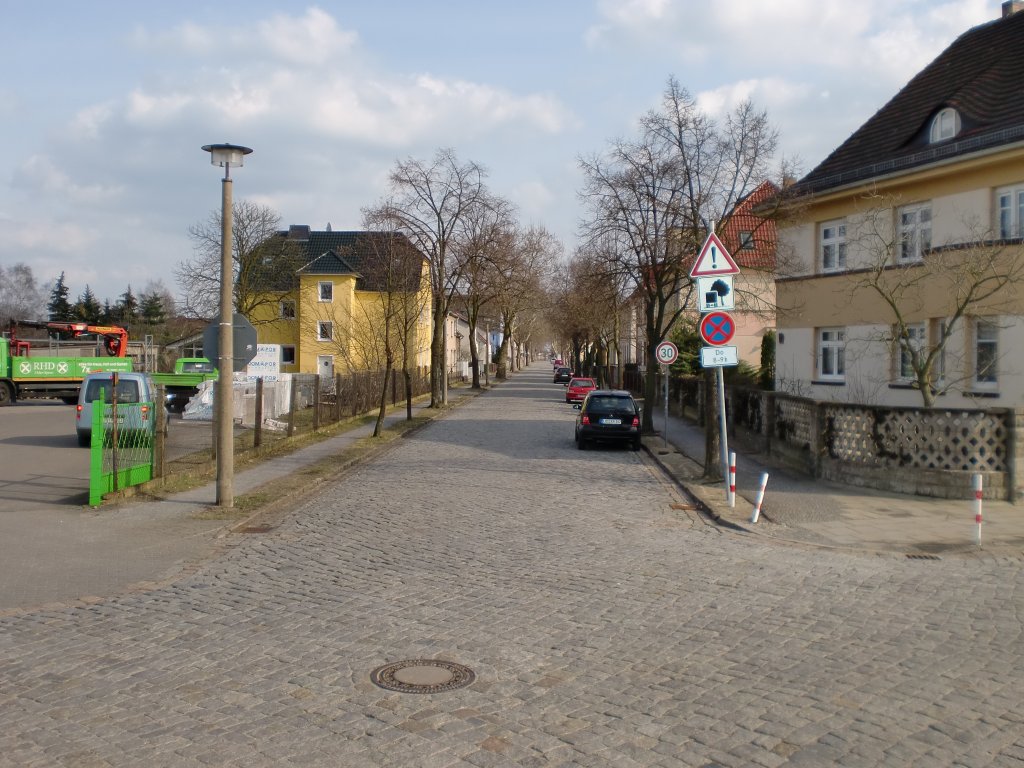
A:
[690,232,740,278]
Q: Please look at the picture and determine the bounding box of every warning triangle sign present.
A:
[689,232,740,277]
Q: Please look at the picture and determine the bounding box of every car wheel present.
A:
[77,432,90,448]
[0,381,13,406]
[631,438,641,451]
[577,434,586,450]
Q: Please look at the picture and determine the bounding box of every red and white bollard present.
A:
[729,451,737,509]
[750,472,769,524]
[973,473,983,546]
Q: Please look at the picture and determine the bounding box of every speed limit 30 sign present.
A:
[656,341,678,365]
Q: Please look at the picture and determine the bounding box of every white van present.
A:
[75,372,155,447]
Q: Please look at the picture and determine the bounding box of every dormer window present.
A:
[929,108,961,143]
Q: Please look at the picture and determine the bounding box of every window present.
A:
[280,300,296,319]
[739,231,755,250]
[899,204,931,262]
[318,282,333,302]
[997,184,1024,239]
[929,108,960,143]
[281,345,296,365]
[897,323,926,380]
[317,321,333,341]
[930,318,948,385]
[817,328,845,381]
[819,220,846,272]
[974,319,998,387]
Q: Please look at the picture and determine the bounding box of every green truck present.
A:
[0,334,133,406]
[150,358,218,413]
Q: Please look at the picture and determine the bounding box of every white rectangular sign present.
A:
[246,344,281,382]
[700,345,739,368]
[697,275,735,312]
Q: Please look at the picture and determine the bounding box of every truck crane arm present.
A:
[9,320,129,357]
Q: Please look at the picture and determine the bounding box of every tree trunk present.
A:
[429,295,445,407]
[373,360,392,437]
[703,367,722,481]
[405,367,413,420]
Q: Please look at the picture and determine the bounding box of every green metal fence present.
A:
[88,398,155,506]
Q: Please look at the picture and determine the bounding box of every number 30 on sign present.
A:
[656,341,678,365]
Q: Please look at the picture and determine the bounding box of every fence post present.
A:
[809,401,825,478]
[1008,408,1024,502]
[313,374,321,432]
[254,378,264,448]
[287,377,298,437]
[154,385,166,479]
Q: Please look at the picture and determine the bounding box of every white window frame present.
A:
[898,203,931,263]
[997,184,1024,240]
[819,219,846,273]
[281,345,296,365]
[974,319,998,389]
[817,327,846,382]
[897,323,926,381]
[317,321,333,341]
[929,108,960,143]
[279,299,296,319]
[318,281,333,302]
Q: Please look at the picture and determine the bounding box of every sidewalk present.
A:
[648,406,1024,557]
[0,391,474,612]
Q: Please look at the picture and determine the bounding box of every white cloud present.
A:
[254,7,358,66]
[12,156,123,204]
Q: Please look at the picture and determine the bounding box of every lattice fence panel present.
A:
[823,405,1007,472]
[774,396,813,448]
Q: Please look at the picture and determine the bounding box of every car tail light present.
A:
[76,404,83,414]
[141,405,150,421]
[632,416,639,427]
[581,415,590,425]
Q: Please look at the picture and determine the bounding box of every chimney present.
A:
[287,225,310,241]
[1003,1,1024,17]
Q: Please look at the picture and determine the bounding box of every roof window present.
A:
[929,108,961,143]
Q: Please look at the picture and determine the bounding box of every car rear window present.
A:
[84,379,141,404]
[570,379,595,386]
[586,396,635,414]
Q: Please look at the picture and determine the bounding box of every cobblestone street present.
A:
[2,367,1023,767]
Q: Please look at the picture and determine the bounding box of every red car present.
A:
[565,377,597,403]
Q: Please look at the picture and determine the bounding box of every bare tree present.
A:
[0,264,46,326]
[847,194,1024,406]
[368,149,488,407]
[493,226,561,379]
[579,76,777,478]
[176,200,303,322]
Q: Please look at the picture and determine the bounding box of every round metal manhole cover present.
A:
[370,659,475,694]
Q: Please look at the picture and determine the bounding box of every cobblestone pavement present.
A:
[2,366,1023,767]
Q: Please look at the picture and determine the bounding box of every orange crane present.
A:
[9,320,129,358]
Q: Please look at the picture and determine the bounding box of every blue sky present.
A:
[0,0,995,307]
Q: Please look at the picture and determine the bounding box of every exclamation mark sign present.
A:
[710,246,718,269]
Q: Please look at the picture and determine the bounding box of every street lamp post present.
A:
[202,142,252,508]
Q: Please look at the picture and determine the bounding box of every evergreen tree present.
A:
[100,299,115,325]
[47,272,74,321]
[139,291,167,325]
[117,285,138,325]
[74,286,102,323]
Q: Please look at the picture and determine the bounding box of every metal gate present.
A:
[87,399,155,506]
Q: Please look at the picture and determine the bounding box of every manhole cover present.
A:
[370,659,475,694]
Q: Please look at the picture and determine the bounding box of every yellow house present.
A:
[250,226,432,378]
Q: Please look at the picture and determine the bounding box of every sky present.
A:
[0,0,997,308]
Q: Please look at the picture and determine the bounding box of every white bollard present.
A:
[750,472,769,524]
[973,473,983,546]
[729,452,737,509]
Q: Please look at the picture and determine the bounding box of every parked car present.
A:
[574,390,642,450]
[565,377,597,403]
[76,371,155,447]
[553,366,573,384]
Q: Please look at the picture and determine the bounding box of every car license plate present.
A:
[600,418,621,425]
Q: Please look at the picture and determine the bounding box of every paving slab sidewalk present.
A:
[648,406,1024,558]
